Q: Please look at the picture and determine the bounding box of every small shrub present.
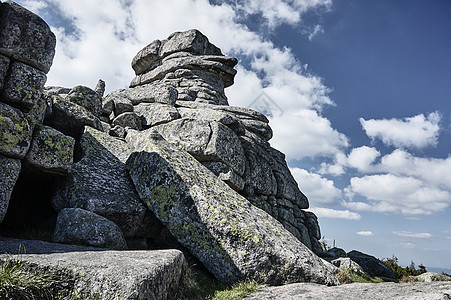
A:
[335,268,384,284]
[335,271,353,284]
[381,256,427,281]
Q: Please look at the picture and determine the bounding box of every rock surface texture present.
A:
[0,237,187,300]
[244,282,451,300]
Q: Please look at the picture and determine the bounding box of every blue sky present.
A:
[17,0,451,271]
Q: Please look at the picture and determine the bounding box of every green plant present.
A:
[0,257,72,300]
[381,255,427,281]
[211,280,261,300]
[335,268,384,284]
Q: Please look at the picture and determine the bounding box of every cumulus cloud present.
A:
[290,167,342,206]
[17,0,347,163]
[309,207,361,220]
[357,231,374,236]
[392,231,432,239]
[359,112,441,149]
[344,174,451,215]
[346,146,381,172]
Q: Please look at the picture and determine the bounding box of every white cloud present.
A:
[347,146,380,172]
[359,112,441,149]
[345,174,451,215]
[399,242,416,249]
[307,24,325,41]
[309,207,361,220]
[290,167,342,206]
[392,231,432,239]
[236,0,332,29]
[357,231,374,236]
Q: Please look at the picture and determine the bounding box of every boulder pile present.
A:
[1,1,339,291]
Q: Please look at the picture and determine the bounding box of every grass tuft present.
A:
[335,268,384,284]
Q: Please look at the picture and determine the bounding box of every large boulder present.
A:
[53,208,127,250]
[125,129,338,286]
[52,127,152,238]
[0,237,187,300]
[24,124,75,175]
[347,250,396,279]
[0,1,56,73]
[0,102,32,159]
[0,155,21,223]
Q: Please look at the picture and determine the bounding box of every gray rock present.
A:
[153,118,245,176]
[202,161,245,191]
[241,118,273,141]
[107,83,178,106]
[331,257,366,274]
[66,85,102,117]
[0,237,187,300]
[0,1,56,73]
[52,127,150,238]
[304,211,321,240]
[126,130,338,285]
[109,124,126,138]
[326,247,347,259]
[0,102,32,159]
[95,79,106,96]
[416,272,451,282]
[0,54,9,89]
[177,106,245,135]
[25,93,47,127]
[43,85,71,96]
[24,124,74,175]
[0,155,21,223]
[101,96,114,115]
[244,282,451,300]
[160,29,222,58]
[112,96,134,117]
[132,39,161,75]
[53,208,128,250]
[2,61,46,111]
[134,102,180,127]
[112,112,142,130]
[347,250,396,279]
[48,95,103,138]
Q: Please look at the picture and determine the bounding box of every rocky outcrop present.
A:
[347,250,396,279]
[1,2,338,290]
[0,237,187,300]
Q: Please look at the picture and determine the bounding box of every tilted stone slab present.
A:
[0,155,21,223]
[105,83,178,106]
[24,124,74,175]
[135,102,180,127]
[53,208,127,250]
[65,85,102,117]
[0,237,187,300]
[2,61,46,111]
[0,1,56,73]
[0,102,32,158]
[125,130,338,285]
[52,127,150,238]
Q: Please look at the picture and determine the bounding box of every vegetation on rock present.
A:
[381,255,427,281]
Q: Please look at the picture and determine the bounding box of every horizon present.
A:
[15,0,451,270]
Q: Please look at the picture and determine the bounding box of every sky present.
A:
[16,0,451,271]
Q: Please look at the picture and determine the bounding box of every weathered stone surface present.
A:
[416,272,451,282]
[0,237,187,300]
[105,83,178,106]
[244,282,451,300]
[48,95,103,138]
[126,130,338,285]
[65,85,102,117]
[161,29,222,58]
[2,61,46,110]
[347,250,396,279]
[0,102,32,158]
[0,53,9,89]
[0,155,21,223]
[109,124,126,138]
[132,39,161,75]
[304,211,321,240]
[53,208,128,250]
[112,96,133,117]
[202,161,245,191]
[95,79,105,96]
[24,124,74,174]
[135,102,180,127]
[154,118,245,176]
[112,112,142,130]
[0,1,56,73]
[43,85,71,96]
[326,247,347,259]
[331,257,365,274]
[52,127,150,238]
[177,106,245,135]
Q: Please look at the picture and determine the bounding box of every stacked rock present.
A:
[95,29,324,254]
[0,1,75,223]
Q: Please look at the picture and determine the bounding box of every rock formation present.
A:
[1,1,341,293]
